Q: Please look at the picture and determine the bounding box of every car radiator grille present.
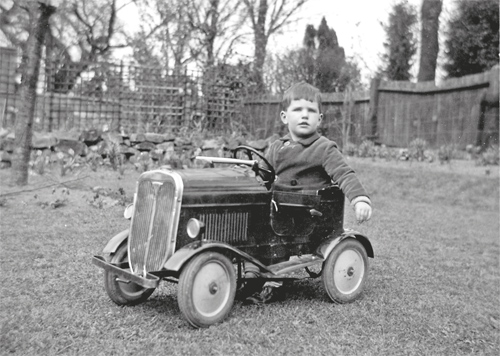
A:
[129,179,176,276]
[199,211,248,244]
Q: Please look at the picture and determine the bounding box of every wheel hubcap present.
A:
[333,249,364,294]
[192,261,231,317]
[209,282,219,295]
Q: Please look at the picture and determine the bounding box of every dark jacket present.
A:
[266,133,369,202]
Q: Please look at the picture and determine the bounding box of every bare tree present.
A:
[417,0,442,82]
[132,0,246,71]
[241,0,308,92]
[1,0,131,93]
[186,0,247,68]
[11,1,56,186]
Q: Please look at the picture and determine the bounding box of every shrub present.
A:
[358,140,376,158]
[343,142,358,157]
[56,150,77,177]
[107,141,123,173]
[408,138,428,161]
[86,151,103,172]
[477,145,499,166]
[437,144,456,164]
[30,150,49,175]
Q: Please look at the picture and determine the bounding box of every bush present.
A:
[343,142,358,157]
[358,140,376,158]
[477,145,499,166]
[438,144,456,164]
[408,138,428,161]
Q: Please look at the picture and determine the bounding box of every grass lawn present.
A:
[0,158,499,355]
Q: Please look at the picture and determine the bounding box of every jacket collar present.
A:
[280,132,321,146]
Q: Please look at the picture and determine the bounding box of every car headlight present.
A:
[123,204,134,220]
[187,218,205,239]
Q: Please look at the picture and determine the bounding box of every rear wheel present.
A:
[322,238,368,303]
[178,252,236,328]
[104,243,155,305]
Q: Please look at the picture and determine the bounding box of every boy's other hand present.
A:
[355,202,372,224]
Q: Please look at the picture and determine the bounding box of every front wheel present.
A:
[104,243,155,305]
[178,252,236,328]
[322,238,368,303]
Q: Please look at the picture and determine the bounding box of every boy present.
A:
[244,81,372,304]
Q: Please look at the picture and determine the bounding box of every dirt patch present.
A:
[0,163,141,211]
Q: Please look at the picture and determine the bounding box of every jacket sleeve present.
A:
[322,141,369,202]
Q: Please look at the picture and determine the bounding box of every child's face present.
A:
[280,99,322,141]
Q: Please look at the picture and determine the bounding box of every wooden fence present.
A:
[242,90,371,145]
[373,67,499,148]
[1,46,498,149]
[243,67,499,149]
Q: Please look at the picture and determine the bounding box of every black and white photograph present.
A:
[0,0,498,354]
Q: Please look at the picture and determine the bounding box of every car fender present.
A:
[163,240,275,275]
[316,229,374,260]
[102,229,129,255]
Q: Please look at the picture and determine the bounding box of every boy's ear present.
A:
[319,113,323,122]
[280,111,288,124]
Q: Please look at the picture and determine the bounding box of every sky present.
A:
[119,0,455,84]
[262,0,455,84]
[0,0,455,84]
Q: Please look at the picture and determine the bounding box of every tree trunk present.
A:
[11,2,56,186]
[417,0,442,82]
[252,0,268,92]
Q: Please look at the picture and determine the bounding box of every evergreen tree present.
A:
[270,18,360,93]
[380,0,418,81]
[315,17,346,92]
[302,24,316,84]
[444,0,499,78]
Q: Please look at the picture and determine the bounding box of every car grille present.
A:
[199,211,248,244]
[129,172,182,276]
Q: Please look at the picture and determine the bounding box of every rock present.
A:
[102,132,123,145]
[225,136,246,150]
[95,140,109,155]
[130,133,145,143]
[163,134,176,142]
[0,136,14,153]
[246,139,268,151]
[202,138,222,151]
[52,129,80,141]
[144,133,166,144]
[119,145,139,159]
[157,141,175,152]
[56,139,88,156]
[174,137,191,147]
[135,141,156,152]
[32,132,58,149]
[150,148,165,161]
[0,127,9,138]
[79,129,102,145]
[1,151,12,164]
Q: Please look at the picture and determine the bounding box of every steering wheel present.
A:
[233,145,276,188]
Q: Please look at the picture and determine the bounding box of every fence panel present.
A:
[0,47,497,149]
[375,69,496,148]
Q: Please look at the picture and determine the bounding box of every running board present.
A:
[265,254,324,276]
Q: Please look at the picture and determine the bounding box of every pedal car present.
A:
[92,146,374,328]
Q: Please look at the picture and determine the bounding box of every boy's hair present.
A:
[281,81,322,112]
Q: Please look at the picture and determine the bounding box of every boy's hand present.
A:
[354,202,372,224]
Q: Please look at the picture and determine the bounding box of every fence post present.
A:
[118,60,123,133]
[368,78,380,140]
[477,65,500,147]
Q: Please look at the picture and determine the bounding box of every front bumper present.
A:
[92,255,160,289]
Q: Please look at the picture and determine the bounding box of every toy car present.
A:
[92,146,374,328]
